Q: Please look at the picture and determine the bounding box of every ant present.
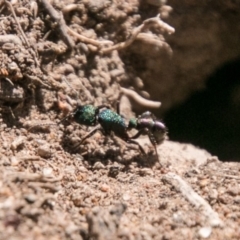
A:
[30,78,167,160]
[68,103,146,155]
[67,100,167,160]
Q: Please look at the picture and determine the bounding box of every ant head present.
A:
[155,121,167,132]
[72,105,98,126]
[152,121,168,144]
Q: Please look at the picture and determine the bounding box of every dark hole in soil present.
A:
[164,58,240,161]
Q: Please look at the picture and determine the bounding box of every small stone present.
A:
[99,184,110,192]
[139,168,154,176]
[24,194,37,203]
[122,192,131,201]
[198,227,212,238]
[93,162,105,170]
[42,167,53,177]
[234,196,240,204]
[227,187,239,196]
[199,178,209,187]
[37,144,51,158]
[10,156,19,166]
[11,136,25,150]
[208,189,218,203]
[2,156,10,166]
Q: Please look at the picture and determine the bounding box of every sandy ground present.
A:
[0,0,240,239]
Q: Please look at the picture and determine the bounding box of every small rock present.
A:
[93,162,105,170]
[198,227,212,238]
[11,136,25,150]
[122,192,131,201]
[24,194,37,203]
[10,156,19,166]
[139,168,154,176]
[227,187,240,196]
[2,156,10,166]
[208,189,218,201]
[42,167,53,177]
[100,184,110,192]
[37,144,51,158]
[199,178,209,187]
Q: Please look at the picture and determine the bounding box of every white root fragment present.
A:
[120,87,161,108]
[163,172,224,227]
[101,14,175,54]
[0,34,22,45]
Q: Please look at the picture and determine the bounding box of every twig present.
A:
[4,1,40,67]
[40,0,75,49]
[20,156,57,171]
[28,182,60,193]
[9,172,63,183]
[101,14,175,54]
[4,0,29,47]
[120,87,161,108]
[3,77,14,86]
[62,4,84,16]
[67,26,113,47]
[163,173,223,227]
[207,171,240,180]
[24,74,50,88]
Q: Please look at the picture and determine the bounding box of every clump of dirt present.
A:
[0,0,240,239]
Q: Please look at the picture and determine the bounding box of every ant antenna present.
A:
[27,113,73,132]
[61,76,80,100]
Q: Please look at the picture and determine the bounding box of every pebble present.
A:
[24,194,37,203]
[122,192,131,201]
[42,167,53,177]
[139,168,154,176]
[11,136,25,150]
[99,184,110,192]
[93,162,105,170]
[227,186,239,196]
[198,227,212,238]
[37,144,51,158]
[10,156,19,166]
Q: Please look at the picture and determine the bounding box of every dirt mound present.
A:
[0,0,240,239]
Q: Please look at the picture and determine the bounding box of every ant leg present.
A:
[129,129,147,139]
[72,125,102,151]
[96,105,110,113]
[147,132,163,167]
[130,129,161,160]
[128,139,146,155]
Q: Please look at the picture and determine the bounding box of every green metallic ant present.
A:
[72,105,145,154]
[72,105,167,157]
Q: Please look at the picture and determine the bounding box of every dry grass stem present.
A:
[163,172,224,227]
